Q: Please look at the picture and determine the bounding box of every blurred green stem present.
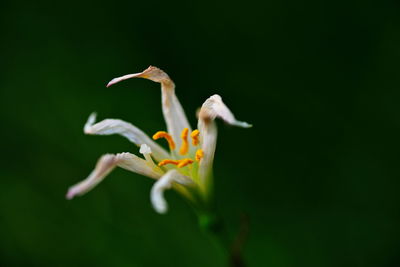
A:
[199,212,248,267]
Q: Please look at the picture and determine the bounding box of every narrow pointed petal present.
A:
[197,95,251,186]
[66,153,163,200]
[150,170,193,214]
[106,66,192,150]
[66,154,117,200]
[116,152,163,179]
[84,113,170,162]
[107,66,170,87]
[107,73,141,88]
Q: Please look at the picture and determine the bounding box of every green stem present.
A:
[199,212,248,267]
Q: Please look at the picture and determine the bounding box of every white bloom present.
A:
[67,66,251,213]
[151,170,193,214]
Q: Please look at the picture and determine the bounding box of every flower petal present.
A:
[66,154,117,200]
[198,95,252,128]
[84,113,170,162]
[66,153,163,200]
[107,66,192,151]
[197,95,251,187]
[116,152,163,179]
[150,169,193,214]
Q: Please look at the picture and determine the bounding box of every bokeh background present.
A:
[1,0,400,266]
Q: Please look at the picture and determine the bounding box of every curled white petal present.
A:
[106,66,192,150]
[197,120,217,189]
[107,66,170,87]
[107,73,141,88]
[198,95,252,128]
[197,95,251,187]
[84,112,97,132]
[150,170,192,214]
[66,154,117,200]
[66,152,163,200]
[83,113,169,162]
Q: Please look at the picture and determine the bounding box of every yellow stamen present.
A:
[195,149,204,162]
[190,129,200,146]
[153,131,176,150]
[177,158,194,168]
[158,159,179,167]
[179,128,189,155]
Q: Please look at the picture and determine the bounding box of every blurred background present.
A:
[1,0,400,266]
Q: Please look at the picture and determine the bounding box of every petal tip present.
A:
[154,204,168,214]
[151,193,168,214]
[66,189,76,200]
[106,78,120,87]
[235,121,252,128]
[106,73,137,87]
[84,112,97,134]
[199,94,251,128]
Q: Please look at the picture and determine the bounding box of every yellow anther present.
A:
[158,159,179,167]
[190,129,200,146]
[152,131,176,150]
[179,128,189,155]
[195,149,204,162]
[177,158,194,168]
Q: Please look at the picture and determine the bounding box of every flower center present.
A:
[152,128,203,168]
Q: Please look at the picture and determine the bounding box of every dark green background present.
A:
[1,0,400,266]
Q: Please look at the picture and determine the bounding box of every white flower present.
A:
[66,66,251,214]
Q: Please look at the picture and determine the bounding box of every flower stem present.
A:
[199,212,248,267]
